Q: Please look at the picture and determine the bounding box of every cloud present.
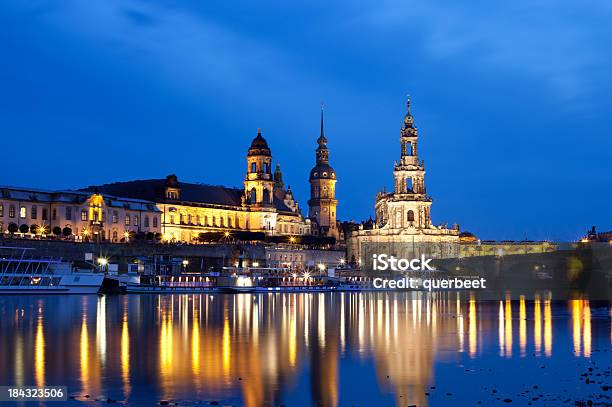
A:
[355,0,612,101]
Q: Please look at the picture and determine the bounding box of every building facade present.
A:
[348,98,460,263]
[0,187,161,242]
[308,108,339,239]
[85,130,312,243]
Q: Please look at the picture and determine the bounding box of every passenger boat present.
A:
[0,246,104,294]
[125,273,221,293]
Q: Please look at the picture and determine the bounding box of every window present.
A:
[263,162,268,173]
[153,217,158,228]
[125,215,130,226]
[112,231,118,241]
[0,204,3,217]
[170,215,175,224]
[220,217,224,227]
[66,207,72,221]
[212,216,216,226]
[196,215,200,225]
[407,210,415,222]
[204,215,208,226]
[406,178,413,192]
[180,214,185,224]
[48,209,53,221]
[250,188,257,203]
[187,214,191,224]
[112,211,118,223]
[81,210,87,221]
[31,206,37,220]
[19,207,26,219]
[144,216,150,227]
[228,217,232,228]
[9,205,15,218]
[133,215,139,225]
[251,162,256,172]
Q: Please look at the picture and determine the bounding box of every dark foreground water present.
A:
[0,293,610,406]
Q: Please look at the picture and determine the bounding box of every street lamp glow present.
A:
[339,258,345,264]
[224,231,230,237]
[97,257,108,266]
[252,262,259,267]
[303,272,310,279]
[289,236,296,243]
[317,263,325,271]
[182,259,189,266]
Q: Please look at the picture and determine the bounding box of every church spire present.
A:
[317,103,327,145]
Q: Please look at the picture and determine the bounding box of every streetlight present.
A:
[317,263,325,272]
[289,236,296,244]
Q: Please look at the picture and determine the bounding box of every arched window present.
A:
[212,216,216,226]
[263,188,271,203]
[250,188,257,203]
[407,210,415,222]
[405,178,413,192]
[251,162,256,172]
[406,141,412,156]
[112,230,118,241]
[263,162,268,173]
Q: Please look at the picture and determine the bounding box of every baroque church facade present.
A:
[348,98,460,262]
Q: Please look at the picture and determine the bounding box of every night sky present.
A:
[2,1,611,241]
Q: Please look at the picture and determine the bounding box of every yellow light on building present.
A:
[97,258,108,266]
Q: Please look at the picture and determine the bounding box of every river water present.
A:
[0,293,610,406]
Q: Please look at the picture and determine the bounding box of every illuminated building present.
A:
[0,186,160,241]
[308,108,339,239]
[84,129,313,242]
[348,97,460,261]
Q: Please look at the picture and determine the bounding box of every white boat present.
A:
[0,246,104,294]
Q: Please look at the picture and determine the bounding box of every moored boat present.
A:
[0,246,104,294]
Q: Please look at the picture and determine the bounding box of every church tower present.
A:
[244,128,275,207]
[387,96,432,229]
[308,107,339,238]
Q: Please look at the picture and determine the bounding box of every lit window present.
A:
[81,210,87,221]
[125,215,130,226]
[134,215,139,225]
[112,211,118,223]
[20,207,26,219]
[0,204,3,217]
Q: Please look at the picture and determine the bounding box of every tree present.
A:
[146,232,155,241]
[19,224,29,234]
[62,227,72,237]
[8,223,18,235]
[52,226,62,236]
[154,233,163,242]
[29,224,37,234]
[135,231,146,241]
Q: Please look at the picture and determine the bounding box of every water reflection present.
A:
[0,293,609,406]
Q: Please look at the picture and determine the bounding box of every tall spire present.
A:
[318,103,327,145]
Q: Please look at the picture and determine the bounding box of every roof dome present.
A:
[248,128,271,156]
[310,163,336,180]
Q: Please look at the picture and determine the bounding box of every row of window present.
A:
[168,213,239,228]
[0,204,158,228]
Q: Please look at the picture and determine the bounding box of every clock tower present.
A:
[308,107,339,238]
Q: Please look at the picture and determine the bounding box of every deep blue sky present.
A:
[1,1,611,241]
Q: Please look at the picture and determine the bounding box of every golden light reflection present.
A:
[80,313,89,395]
[544,296,552,357]
[505,295,512,357]
[192,297,201,378]
[222,316,231,376]
[159,307,174,387]
[534,294,542,356]
[519,295,526,357]
[572,299,582,356]
[498,301,504,357]
[583,301,591,357]
[121,309,131,398]
[35,307,45,387]
[468,295,477,357]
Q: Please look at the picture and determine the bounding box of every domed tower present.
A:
[244,128,274,207]
[308,107,338,238]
